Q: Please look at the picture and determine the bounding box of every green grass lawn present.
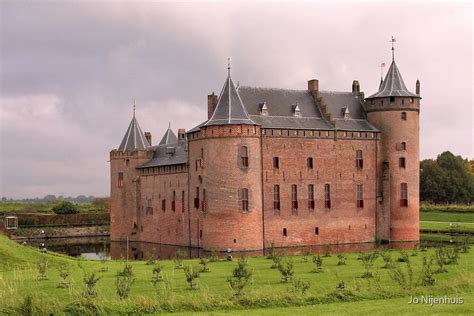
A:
[0,234,472,315]
[420,221,474,233]
[420,211,474,223]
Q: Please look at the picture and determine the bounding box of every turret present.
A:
[110,102,152,241]
[187,61,263,251]
[365,56,421,244]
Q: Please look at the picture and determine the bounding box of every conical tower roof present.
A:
[366,60,419,99]
[159,124,178,145]
[205,70,256,126]
[118,114,150,151]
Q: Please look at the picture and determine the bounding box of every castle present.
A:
[110,52,421,252]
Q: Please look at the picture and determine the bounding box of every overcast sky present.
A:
[0,1,472,199]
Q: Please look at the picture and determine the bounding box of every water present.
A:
[17,237,418,260]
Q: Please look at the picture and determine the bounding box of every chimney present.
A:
[208,92,218,119]
[352,80,360,95]
[308,79,319,96]
[144,132,152,145]
[416,80,420,96]
[178,128,186,143]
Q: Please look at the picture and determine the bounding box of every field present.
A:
[0,202,106,214]
[0,234,472,315]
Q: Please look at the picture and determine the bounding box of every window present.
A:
[126,159,130,167]
[401,142,406,151]
[390,96,395,103]
[240,146,249,167]
[283,228,288,236]
[118,172,124,188]
[273,157,280,169]
[308,184,315,210]
[400,183,408,207]
[356,150,363,169]
[401,112,407,120]
[315,227,319,235]
[161,199,166,211]
[181,190,185,212]
[202,189,207,212]
[199,229,203,238]
[194,187,200,209]
[273,185,280,210]
[239,188,249,211]
[357,184,364,208]
[146,197,153,215]
[399,157,406,168]
[291,184,298,210]
[172,191,176,211]
[324,184,331,209]
[307,157,313,169]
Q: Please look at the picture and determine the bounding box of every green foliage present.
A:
[199,257,210,273]
[301,249,310,263]
[90,197,109,211]
[52,200,79,214]
[36,259,48,280]
[57,263,71,288]
[434,246,448,273]
[270,252,281,269]
[323,244,331,257]
[18,294,34,316]
[389,261,414,290]
[419,256,436,286]
[291,279,311,296]
[173,250,186,269]
[337,253,346,265]
[380,249,392,269]
[118,261,134,278]
[420,152,474,204]
[266,242,276,260]
[312,255,323,273]
[397,250,409,263]
[208,248,219,262]
[116,273,134,300]
[151,262,164,286]
[360,251,378,278]
[82,272,101,298]
[183,265,200,289]
[227,258,252,297]
[277,257,294,283]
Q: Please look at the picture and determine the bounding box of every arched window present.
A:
[239,188,249,211]
[240,146,249,167]
[283,228,288,236]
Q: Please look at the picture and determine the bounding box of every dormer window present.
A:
[260,102,268,116]
[343,106,350,120]
[293,103,301,118]
[390,97,395,103]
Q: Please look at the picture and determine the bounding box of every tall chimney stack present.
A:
[208,92,218,119]
[178,128,186,143]
[144,132,152,145]
[416,80,420,96]
[308,79,319,95]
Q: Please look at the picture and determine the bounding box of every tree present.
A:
[52,201,79,214]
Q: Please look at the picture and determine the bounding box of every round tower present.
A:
[365,57,421,244]
[187,66,263,251]
[110,103,152,242]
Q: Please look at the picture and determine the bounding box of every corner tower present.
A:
[187,62,263,251]
[365,52,421,243]
[110,102,152,241]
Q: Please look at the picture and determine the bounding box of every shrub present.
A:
[270,252,281,269]
[360,251,378,278]
[292,279,311,296]
[337,254,346,266]
[301,250,310,263]
[277,257,294,283]
[36,259,48,280]
[52,201,79,214]
[183,265,200,289]
[208,248,219,262]
[419,256,436,286]
[199,258,210,273]
[380,249,392,269]
[117,261,134,278]
[151,262,164,286]
[57,263,71,288]
[323,244,331,257]
[389,261,414,290]
[174,250,186,269]
[227,259,252,297]
[434,246,448,273]
[445,246,460,264]
[312,255,323,273]
[18,295,34,316]
[116,273,134,300]
[397,250,410,263]
[82,272,101,298]
[266,242,276,260]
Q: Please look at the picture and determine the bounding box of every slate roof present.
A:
[118,115,150,151]
[159,126,178,145]
[366,60,419,99]
[205,73,256,126]
[318,91,367,120]
[138,128,186,168]
[249,115,332,130]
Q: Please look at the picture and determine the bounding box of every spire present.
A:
[159,123,178,145]
[205,60,256,126]
[118,100,150,151]
[390,36,396,61]
[366,60,419,99]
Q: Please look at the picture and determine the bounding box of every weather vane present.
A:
[390,36,396,61]
[133,99,136,116]
[227,57,231,75]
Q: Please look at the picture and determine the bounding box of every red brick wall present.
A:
[262,134,379,247]
[366,97,420,242]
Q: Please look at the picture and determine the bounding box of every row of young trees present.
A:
[420,151,474,204]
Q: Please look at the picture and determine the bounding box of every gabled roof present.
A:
[366,60,419,99]
[118,115,150,151]
[205,73,256,126]
[159,125,178,145]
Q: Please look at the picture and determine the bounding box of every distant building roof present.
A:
[366,60,419,99]
[159,125,178,145]
[118,115,150,151]
[138,142,187,168]
[205,72,256,126]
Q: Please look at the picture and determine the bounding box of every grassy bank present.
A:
[420,202,474,213]
[0,202,106,214]
[420,211,474,223]
[0,234,472,315]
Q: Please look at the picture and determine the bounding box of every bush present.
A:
[57,263,71,288]
[337,254,346,265]
[36,259,48,280]
[323,244,332,257]
[277,257,294,283]
[312,255,323,273]
[389,261,414,290]
[199,258,210,273]
[419,256,436,286]
[151,262,164,286]
[292,279,311,296]
[82,272,101,298]
[227,259,252,297]
[360,251,378,278]
[116,274,134,300]
[183,265,200,289]
[174,250,186,269]
[52,201,79,214]
[380,249,392,269]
